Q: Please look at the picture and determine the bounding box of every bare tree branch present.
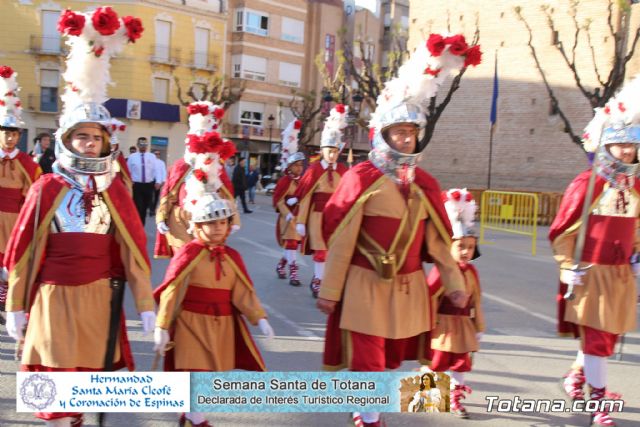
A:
[584,19,607,87]
[173,75,245,110]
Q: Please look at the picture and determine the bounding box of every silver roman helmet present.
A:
[190,193,235,223]
[287,151,305,166]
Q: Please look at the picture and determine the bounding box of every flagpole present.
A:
[488,50,498,190]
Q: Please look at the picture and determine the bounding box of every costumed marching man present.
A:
[155,101,238,259]
[428,188,485,418]
[318,33,482,427]
[273,119,305,286]
[295,105,348,297]
[108,117,133,192]
[4,8,156,427]
[0,66,42,323]
[550,76,640,427]
[153,142,274,427]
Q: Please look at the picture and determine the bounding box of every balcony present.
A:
[222,123,282,141]
[29,35,67,56]
[150,45,181,66]
[189,51,218,72]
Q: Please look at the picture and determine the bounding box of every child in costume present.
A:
[153,126,274,427]
[273,119,305,286]
[428,188,484,418]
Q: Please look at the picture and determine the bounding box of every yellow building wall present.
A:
[1,0,226,165]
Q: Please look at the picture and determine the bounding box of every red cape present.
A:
[322,161,453,256]
[14,151,42,184]
[273,174,295,210]
[293,161,348,202]
[153,240,266,372]
[4,173,149,371]
[548,169,640,242]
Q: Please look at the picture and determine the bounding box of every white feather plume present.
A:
[280,119,301,170]
[0,68,23,124]
[320,105,348,148]
[443,188,477,239]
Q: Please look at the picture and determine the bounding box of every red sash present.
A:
[438,298,472,316]
[581,215,635,265]
[181,286,233,316]
[37,233,113,285]
[0,187,23,213]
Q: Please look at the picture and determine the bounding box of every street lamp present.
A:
[267,114,275,175]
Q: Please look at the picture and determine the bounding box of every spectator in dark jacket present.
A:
[232,157,252,213]
[247,164,260,204]
[34,133,56,174]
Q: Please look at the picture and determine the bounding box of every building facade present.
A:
[2,0,226,165]
[408,0,640,192]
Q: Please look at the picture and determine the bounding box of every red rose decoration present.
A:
[111,124,117,131]
[0,100,5,106]
[618,102,626,112]
[444,35,468,56]
[450,190,461,201]
[0,66,14,79]
[213,107,225,120]
[335,104,346,114]
[582,132,590,140]
[218,141,237,160]
[204,157,213,165]
[424,66,441,77]
[58,9,86,37]
[426,34,446,57]
[94,46,105,57]
[465,193,473,202]
[463,45,482,67]
[212,124,218,130]
[15,100,21,108]
[187,104,209,116]
[604,105,611,114]
[119,124,126,131]
[294,120,302,130]
[193,169,208,183]
[123,16,143,43]
[92,7,120,36]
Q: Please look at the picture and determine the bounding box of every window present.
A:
[155,20,172,61]
[235,9,268,36]
[194,27,210,68]
[239,101,264,126]
[40,70,59,112]
[281,17,304,44]
[153,77,170,103]
[278,62,301,87]
[232,54,267,81]
[41,11,61,53]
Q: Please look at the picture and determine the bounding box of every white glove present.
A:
[1,267,7,282]
[286,197,298,207]
[476,332,484,342]
[296,223,306,237]
[153,327,170,354]
[6,310,26,341]
[285,213,294,222]
[230,224,240,234]
[258,318,275,339]
[560,269,586,286]
[632,263,640,276]
[157,221,170,235]
[140,311,156,336]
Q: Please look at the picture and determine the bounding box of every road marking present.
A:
[235,237,308,267]
[261,302,323,340]
[245,216,280,227]
[483,292,556,324]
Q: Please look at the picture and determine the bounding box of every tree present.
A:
[174,75,245,109]
[281,89,325,152]
[515,0,640,147]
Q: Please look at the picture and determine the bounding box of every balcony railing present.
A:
[189,51,218,71]
[150,45,181,65]
[29,35,67,56]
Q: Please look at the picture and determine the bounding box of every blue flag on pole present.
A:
[490,52,499,126]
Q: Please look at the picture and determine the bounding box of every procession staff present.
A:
[0,66,41,320]
[4,8,155,426]
[154,102,238,259]
[294,105,348,297]
[428,188,485,418]
[550,76,640,427]
[317,32,481,427]
[273,119,305,286]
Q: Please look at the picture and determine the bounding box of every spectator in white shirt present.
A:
[127,137,156,225]
[150,150,167,217]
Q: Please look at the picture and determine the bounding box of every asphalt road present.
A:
[1,193,638,426]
